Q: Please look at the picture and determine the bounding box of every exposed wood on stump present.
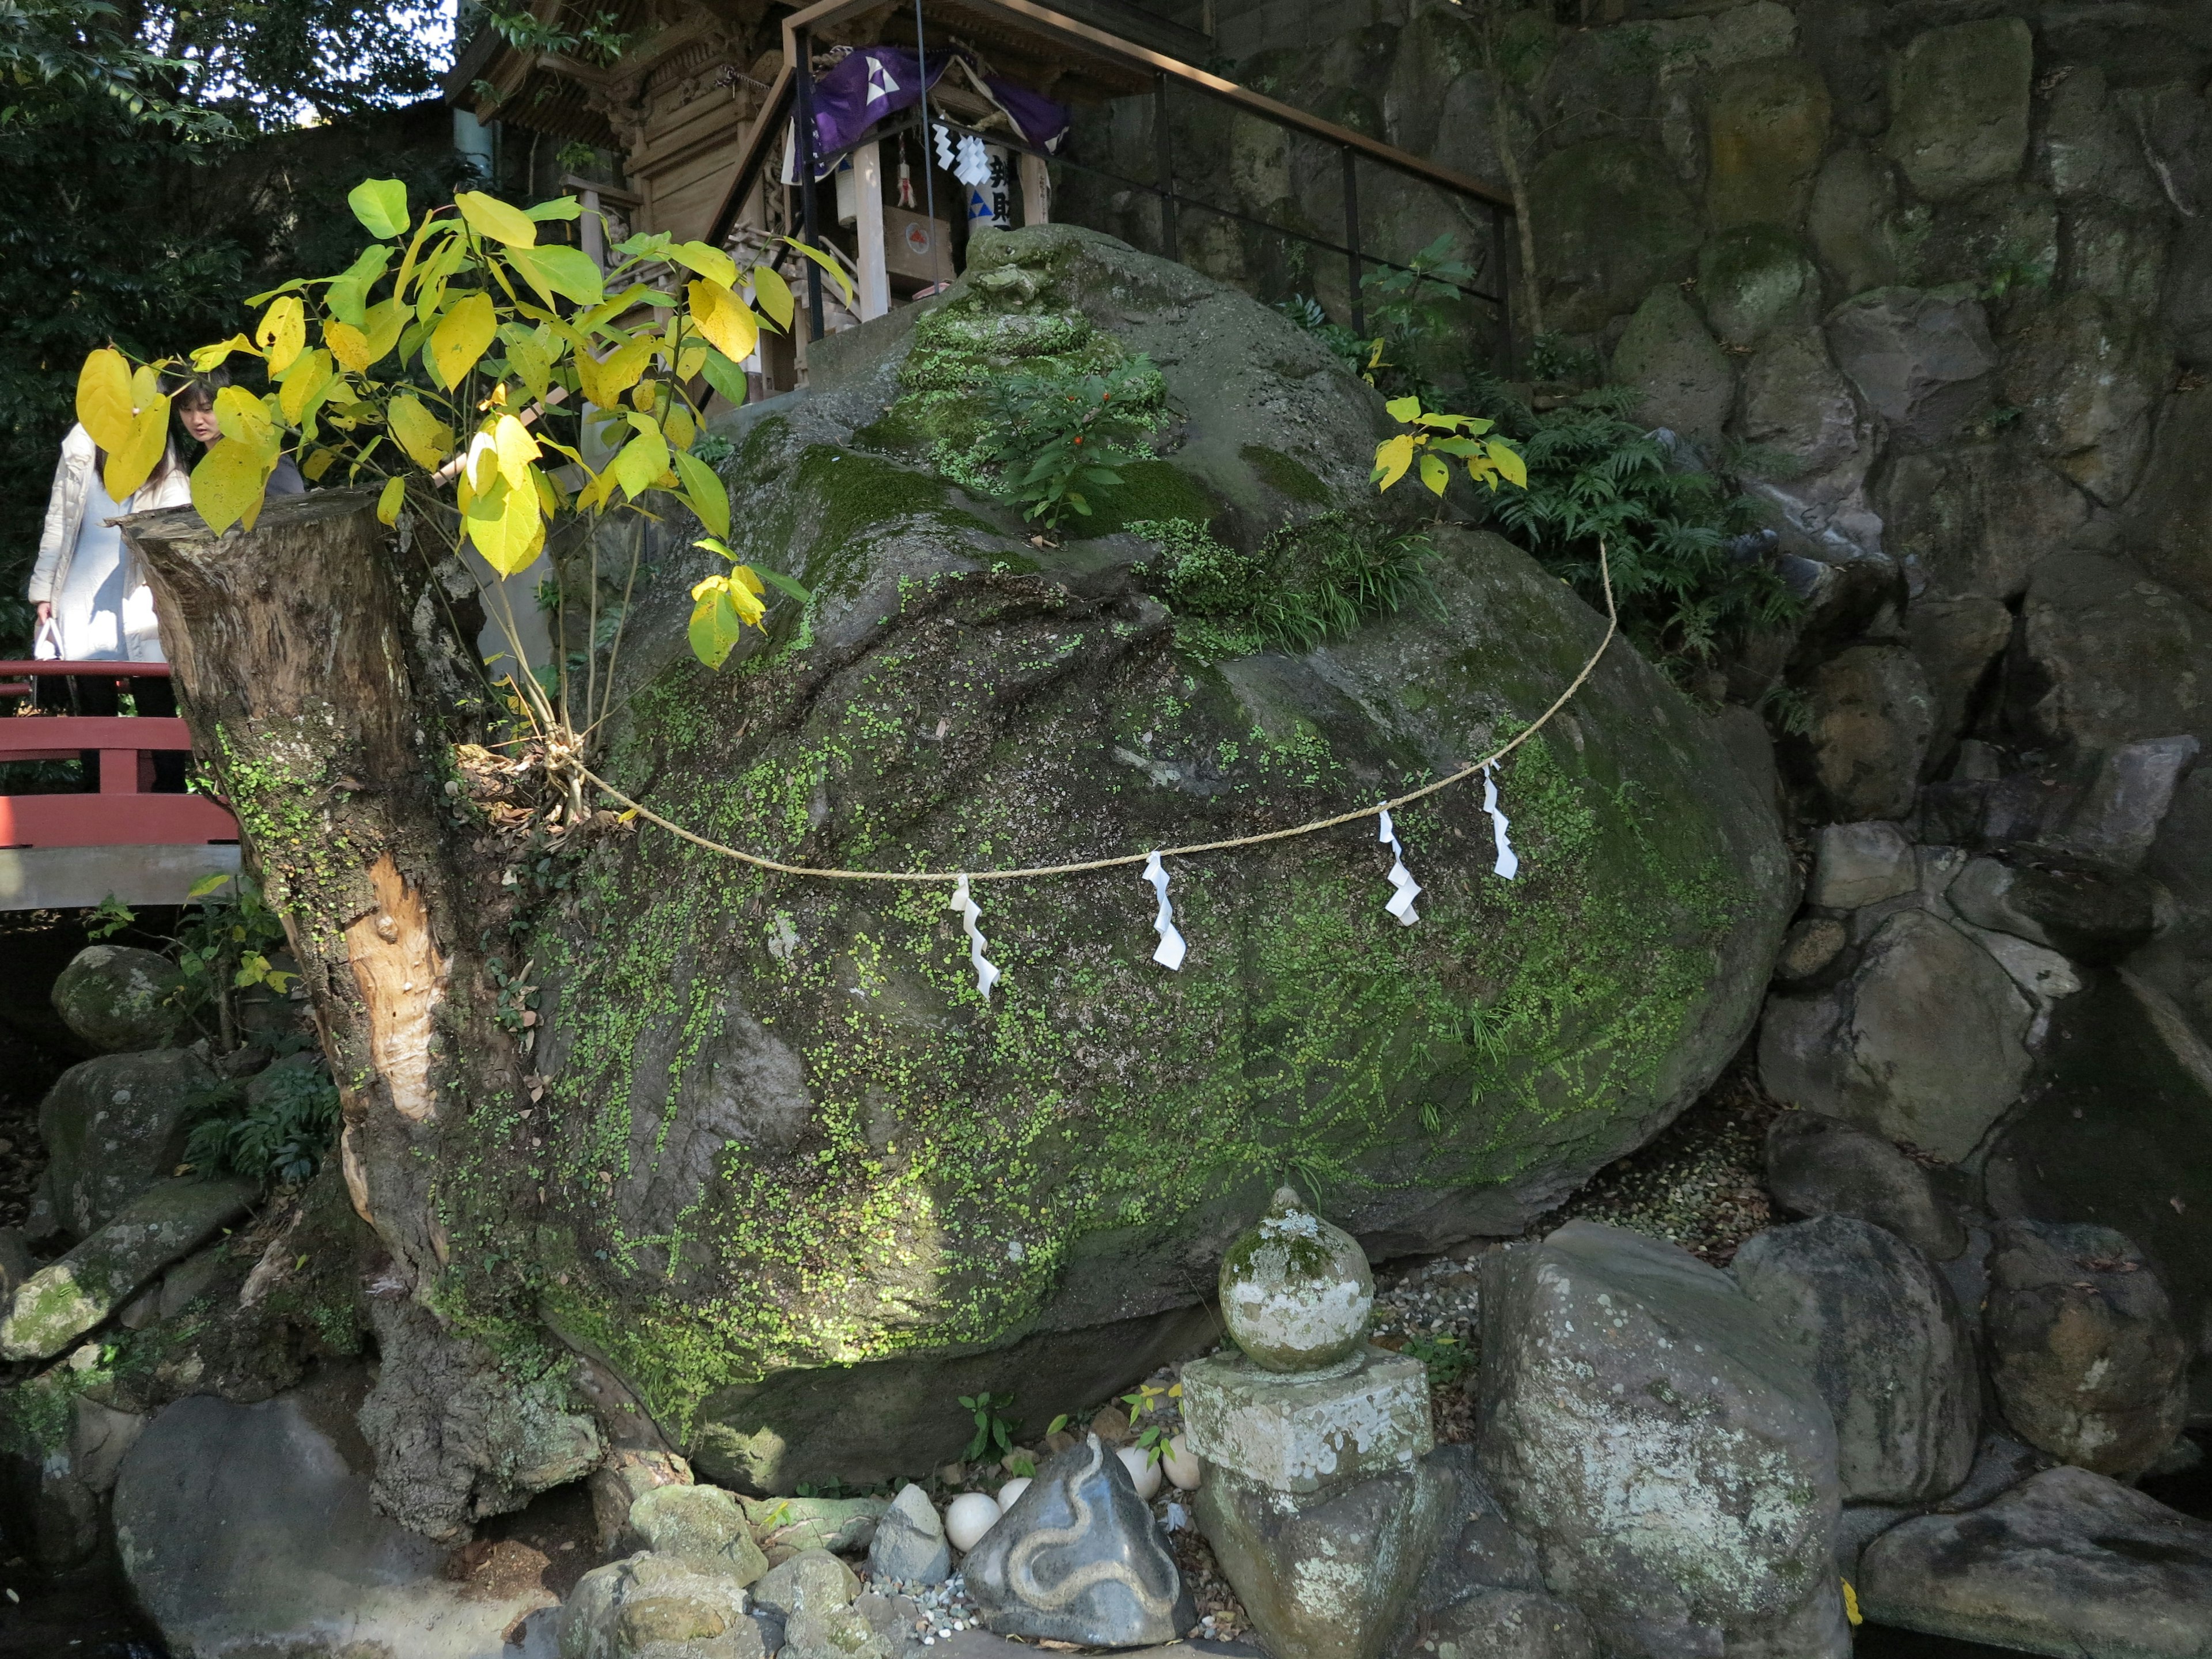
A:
[122,488,519,1289]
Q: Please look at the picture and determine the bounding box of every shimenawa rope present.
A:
[578,543,1618,884]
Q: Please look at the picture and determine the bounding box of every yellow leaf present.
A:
[751,263,794,330]
[675,345,706,381]
[191,438,272,535]
[363,300,406,367]
[1419,452,1449,496]
[455,190,538,248]
[467,472,544,575]
[669,240,738,288]
[686,279,759,364]
[302,447,338,481]
[672,446,729,538]
[214,385,280,461]
[493,413,539,491]
[1484,438,1528,490]
[130,362,161,407]
[429,293,498,390]
[278,349,336,423]
[387,393,456,470]
[104,396,171,499]
[377,475,407,524]
[1385,394,1422,422]
[325,322,371,374]
[665,403,696,450]
[783,237,855,311]
[1841,1581,1861,1627]
[76,349,135,452]
[1373,433,1416,491]
[574,337,652,408]
[509,333,552,403]
[256,296,307,376]
[191,334,256,373]
[612,418,671,499]
[630,381,658,414]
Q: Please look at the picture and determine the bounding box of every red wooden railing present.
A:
[0,661,240,849]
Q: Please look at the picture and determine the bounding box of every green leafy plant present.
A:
[1135,513,1437,660]
[85,893,137,940]
[1526,332,1602,385]
[1279,234,1488,407]
[959,1391,1019,1463]
[1400,1331,1475,1389]
[170,871,298,1051]
[979,355,1157,529]
[1488,387,1797,677]
[182,1054,340,1185]
[1372,393,1527,505]
[1119,1379,1184,1467]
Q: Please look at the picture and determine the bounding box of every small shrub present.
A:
[978,354,1160,529]
[1134,512,1436,659]
[183,1055,340,1187]
[1488,388,1797,676]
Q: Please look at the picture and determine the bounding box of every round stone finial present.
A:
[1218,1185,1374,1373]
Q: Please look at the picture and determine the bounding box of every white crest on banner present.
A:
[947,874,1001,998]
[1482,764,1519,880]
[865,57,901,103]
[1377,808,1422,926]
[1141,852,1186,970]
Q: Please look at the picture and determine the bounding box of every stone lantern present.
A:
[1180,1187,1450,1659]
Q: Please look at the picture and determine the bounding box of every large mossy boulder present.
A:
[512,228,1791,1491]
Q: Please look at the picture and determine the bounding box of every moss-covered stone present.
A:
[1705,57,1833,231]
[1698,226,1821,349]
[1612,286,1736,444]
[1529,139,1701,333]
[1884,18,2034,202]
[436,230,1789,1494]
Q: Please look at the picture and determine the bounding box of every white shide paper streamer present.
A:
[1141,851,1186,970]
[1377,808,1422,926]
[947,874,1001,998]
[1482,764,1520,881]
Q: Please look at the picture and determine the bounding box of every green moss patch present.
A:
[1239,444,1332,506]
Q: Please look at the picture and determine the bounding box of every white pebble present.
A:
[1162,1433,1202,1491]
[1117,1446,1163,1500]
[996,1476,1032,1512]
[944,1491,1002,1552]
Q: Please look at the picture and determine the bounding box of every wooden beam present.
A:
[778,0,1516,212]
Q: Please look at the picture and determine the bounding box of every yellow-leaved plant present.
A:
[79,177,851,819]
[1372,395,1528,501]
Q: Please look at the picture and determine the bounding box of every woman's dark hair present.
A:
[161,363,230,411]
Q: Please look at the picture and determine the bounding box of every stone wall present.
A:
[1071,0,2212,1414]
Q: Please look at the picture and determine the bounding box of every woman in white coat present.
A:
[25,399,195,784]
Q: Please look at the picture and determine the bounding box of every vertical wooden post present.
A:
[1343,146,1364,338]
[794,28,824,343]
[1018,151,1051,227]
[580,188,605,271]
[854,139,890,320]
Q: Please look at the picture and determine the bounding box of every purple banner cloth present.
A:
[806,46,1069,168]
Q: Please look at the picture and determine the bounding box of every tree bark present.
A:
[123,488,517,1291]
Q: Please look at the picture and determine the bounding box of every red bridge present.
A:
[1,660,240,910]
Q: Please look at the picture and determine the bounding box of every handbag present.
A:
[32,616,62,660]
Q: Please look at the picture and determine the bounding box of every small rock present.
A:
[751,1549,861,1620]
[866,1483,949,1586]
[1116,1446,1162,1501]
[1,1177,256,1362]
[1764,1111,1967,1259]
[741,1494,890,1558]
[1218,1185,1374,1373]
[1733,1216,1979,1504]
[1802,646,1937,821]
[627,1483,770,1584]
[1162,1434,1200,1491]
[944,1491,1000,1553]
[589,1450,695,1552]
[561,1551,761,1659]
[1859,1465,2212,1657]
[2050,736,2199,869]
[1986,1220,2187,1479]
[37,1047,218,1237]
[1088,1405,1132,1444]
[785,1600,891,1659]
[50,945,183,1054]
[1948,850,2158,963]
[967,1435,1192,1646]
[1808,821,1918,910]
[1774,918,1849,985]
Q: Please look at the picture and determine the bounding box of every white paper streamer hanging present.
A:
[947,874,1001,998]
[933,122,957,172]
[953,133,993,188]
[1377,808,1421,926]
[1141,851,1186,970]
[1482,764,1520,880]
